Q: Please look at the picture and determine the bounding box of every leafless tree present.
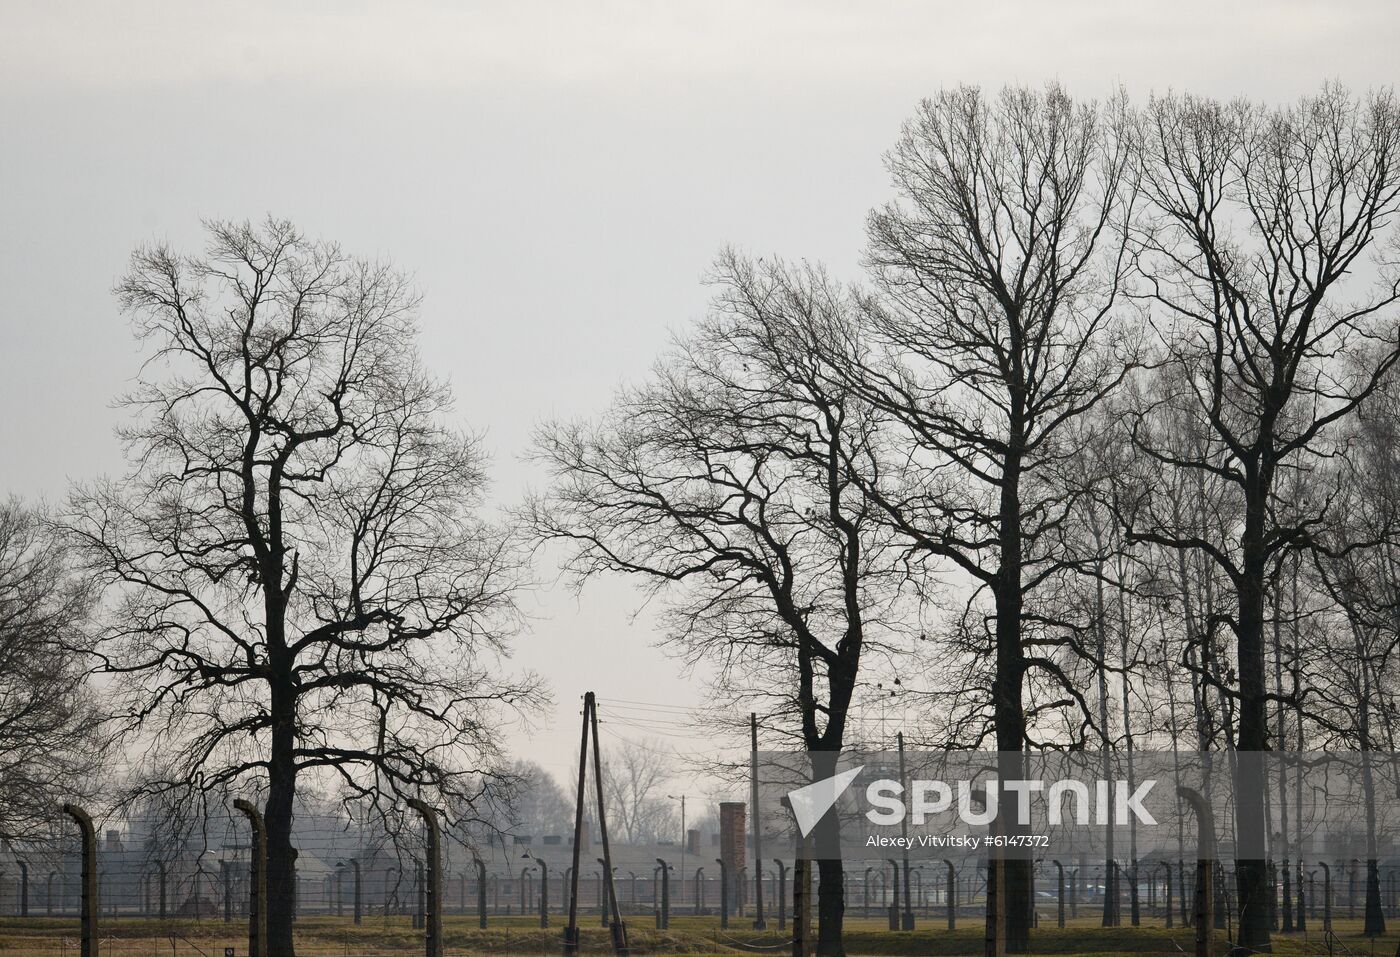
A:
[0,499,102,841]
[603,738,678,844]
[853,84,1138,950]
[499,759,575,840]
[529,252,913,956]
[1125,86,1400,953]
[66,219,541,957]
[1298,366,1400,936]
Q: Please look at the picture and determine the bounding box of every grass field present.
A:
[0,913,1396,957]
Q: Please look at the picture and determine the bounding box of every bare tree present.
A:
[66,219,540,957]
[0,499,101,840]
[603,738,678,844]
[1300,367,1400,937]
[529,252,912,956]
[500,760,575,840]
[853,84,1137,950]
[1126,86,1400,953]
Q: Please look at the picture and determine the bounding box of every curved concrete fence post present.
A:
[1177,786,1215,957]
[62,803,97,957]
[406,799,443,957]
[233,799,268,957]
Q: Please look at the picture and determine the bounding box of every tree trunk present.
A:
[1233,474,1272,954]
[994,456,1030,952]
[815,858,846,957]
[1357,643,1386,938]
[1272,580,1292,933]
[804,741,848,956]
[1091,553,1116,929]
[266,679,298,956]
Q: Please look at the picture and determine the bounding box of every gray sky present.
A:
[3,0,1398,792]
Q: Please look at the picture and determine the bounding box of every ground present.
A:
[0,914,1393,957]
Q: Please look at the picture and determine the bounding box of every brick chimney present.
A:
[719,802,747,914]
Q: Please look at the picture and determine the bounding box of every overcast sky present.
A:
[3,0,1399,795]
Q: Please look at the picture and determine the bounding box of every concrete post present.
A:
[416,861,427,931]
[475,858,487,929]
[221,860,233,923]
[529,857,550,929]
[654,860,669,930]
[887,858,900,931]
[1320,861,1332,932]
[1160,862,1173,929]
[1177,786,1214,957]
[715,858,729,929]
[62,805,97,957]
[233,799,268,957]
[944,860,956,931]
[1052,861,1065,928]
[406,799,442,957]
[773,860,787,931]
[347,860,360,925]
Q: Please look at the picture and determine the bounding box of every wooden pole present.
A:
[588,695,628,956]
[897,733,914,929]
[564,694,591,956]
[750,714,766,929]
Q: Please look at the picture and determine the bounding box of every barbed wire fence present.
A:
[0,802,1280,957]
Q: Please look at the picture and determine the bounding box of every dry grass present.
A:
[0,913,1393,956]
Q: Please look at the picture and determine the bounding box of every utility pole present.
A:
[565,697,589,957]
[668,793,687,912]
[750,713,766,930]
[897,732,913,929]
[564,692,629,957]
